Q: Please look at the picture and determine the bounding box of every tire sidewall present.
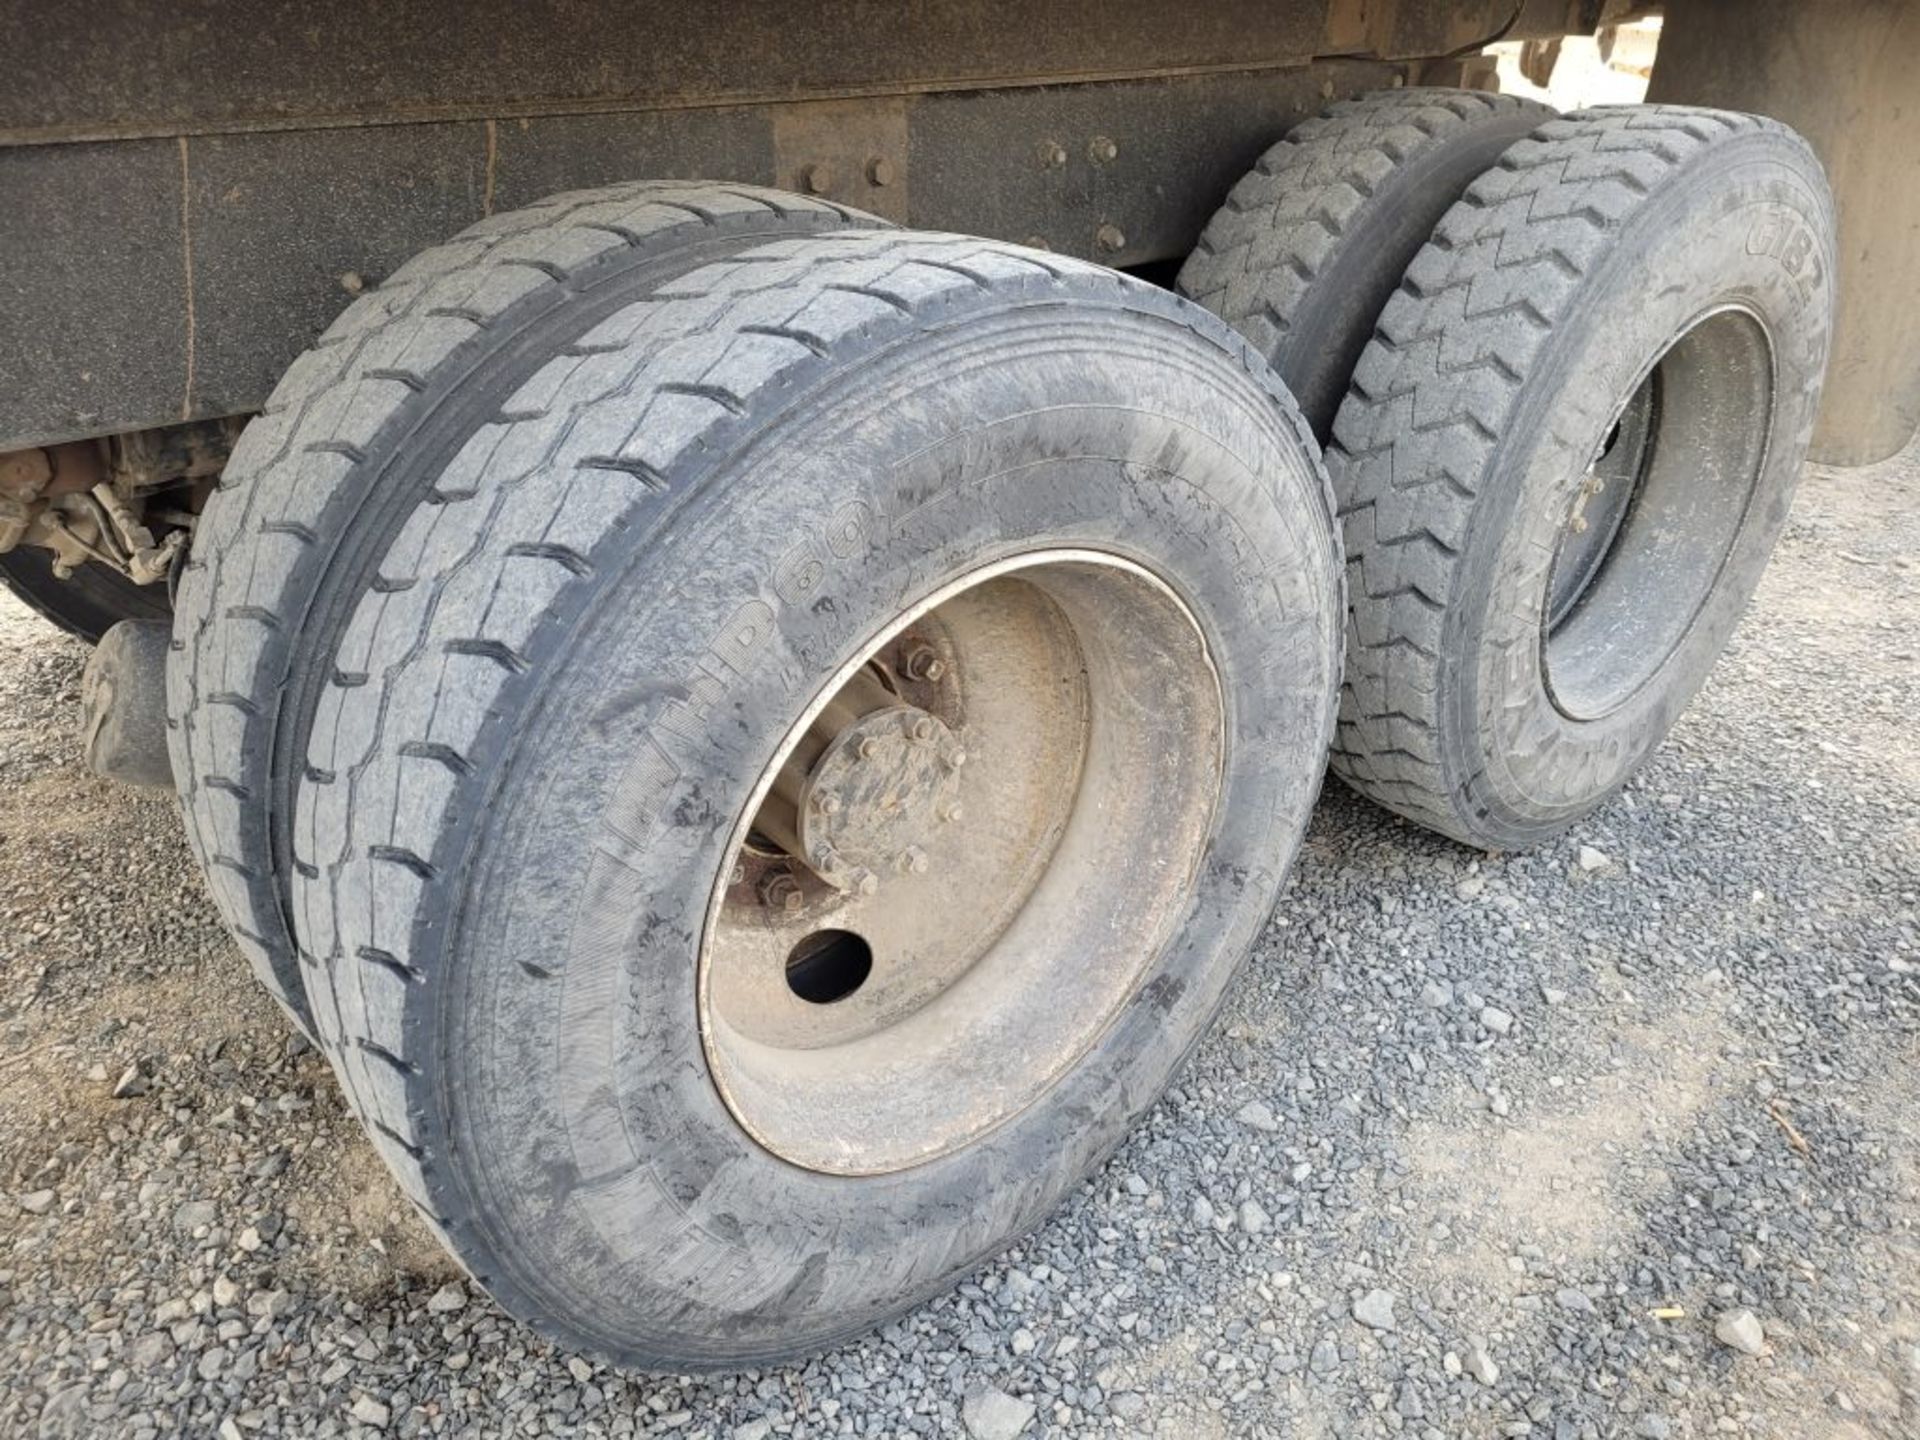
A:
[1445,142,1833,845]
[411,300,1339,1363]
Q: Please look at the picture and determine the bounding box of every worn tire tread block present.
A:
[1327,105,1833,843]
[1179,87,1551,438]
[166,183,874,1030]
[293,228,1342,1364]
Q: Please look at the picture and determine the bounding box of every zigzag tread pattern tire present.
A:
[288,229,1342,1367]
[1327,105,1835,848]
[165,183,876,1031]
[1178,87,1552,442]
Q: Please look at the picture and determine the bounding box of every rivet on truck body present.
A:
[1096,224,1126,253]
[1088,135,1118,165]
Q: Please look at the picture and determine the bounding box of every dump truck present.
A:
[2,0,1914,1370]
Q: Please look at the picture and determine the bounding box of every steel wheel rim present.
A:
[1541,305,1776,722]
[698,550,1225,1176]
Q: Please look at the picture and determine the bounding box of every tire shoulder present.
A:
[167,183,874,1024]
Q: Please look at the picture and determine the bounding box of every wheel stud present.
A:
[910,716,935,742]
[941,802,963,823]
[857,737,882,760]
[852,868,879,897]
[899,845,930,875]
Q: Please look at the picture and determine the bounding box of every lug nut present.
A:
[812,792,842,816]
[853,868,880,897]
[910,716,936,742]
[903,646,945,681]
[759,872,803,912]
[942,802,964,823]
[802,163,833,194]
[857,737,882,760]
[814,845,841,872]
[948,748,967,769]
[900,846,930,875]
[866,156,894,187]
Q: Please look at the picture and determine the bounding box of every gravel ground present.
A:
[3,447,1916,1440]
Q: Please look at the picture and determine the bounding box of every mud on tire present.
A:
[290,230,1342,1368]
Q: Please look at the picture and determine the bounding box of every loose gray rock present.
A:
[1577,845,1611,872]
[130,1330,175,1368]
[962,1385,1035,1440]
[1353,1289,1397,1332]
[170,1199,217,1233]
[425,1282,467,1314]
[1714,1309,1768,1356]
[18,1188,54,1215]
[1235,1100,1279,1133]
[349,1394,391,1428]
[1466,1342,1500,1386]
[1480,1006,1515,1036]
[1239,1199,1271,1234]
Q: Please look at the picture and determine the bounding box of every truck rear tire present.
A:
[0,548,170,646]
[290,231,1341,1367]
[1328,106,1835,849]
[1178,88,1551,442]
[167,183,878,1031]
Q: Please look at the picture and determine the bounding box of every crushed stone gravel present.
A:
[2,450,1917,1438]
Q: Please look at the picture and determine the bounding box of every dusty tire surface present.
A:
[1178,88,1552,442]
[291,230,1343,1368]
[165,183,877,1031]
[1328,105,1835,849]
[0,549,170,646]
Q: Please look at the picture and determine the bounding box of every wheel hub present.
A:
[796,704,964,892]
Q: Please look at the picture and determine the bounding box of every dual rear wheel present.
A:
[176,217,1341,1365]
[169,93,1834,1368]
